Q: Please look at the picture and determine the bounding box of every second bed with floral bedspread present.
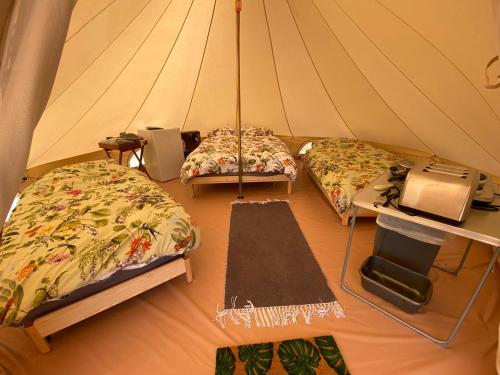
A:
[180,130,297,184]
[0,160,200,326]
[305,138,396,214]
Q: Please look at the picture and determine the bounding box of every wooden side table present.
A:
[98,138,150,178]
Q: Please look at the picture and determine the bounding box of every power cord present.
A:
[373,185,417,216]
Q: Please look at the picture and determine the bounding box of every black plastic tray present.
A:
[360,256,433,314]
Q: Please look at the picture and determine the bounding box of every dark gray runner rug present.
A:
[216,200,344,328]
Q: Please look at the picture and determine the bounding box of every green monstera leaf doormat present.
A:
[215,335,349,375]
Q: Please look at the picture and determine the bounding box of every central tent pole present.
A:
[235,0,243,199]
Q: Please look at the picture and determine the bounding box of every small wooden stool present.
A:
[98,138,150,178]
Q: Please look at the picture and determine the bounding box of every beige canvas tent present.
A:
[26,0,500,172]
[2,0,500,220]
[0,0,499,373]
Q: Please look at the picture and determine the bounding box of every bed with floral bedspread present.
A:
[180,127,297,184]
[0,160,200,326]
[305,138,396,214]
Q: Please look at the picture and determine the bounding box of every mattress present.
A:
[0,160,201,326]
[180,130,297,184]
[305,138,396,214]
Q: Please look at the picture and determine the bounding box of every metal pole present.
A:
[340,206,357,290]
[235,0,243,199]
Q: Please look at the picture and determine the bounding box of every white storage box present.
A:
[137,128,184,182]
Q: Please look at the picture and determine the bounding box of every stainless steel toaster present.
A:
[399,162,479,223]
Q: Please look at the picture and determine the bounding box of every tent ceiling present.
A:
[28,0,500,176]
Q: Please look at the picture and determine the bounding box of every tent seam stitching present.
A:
[46,0,153,109]
[181,0,218,132]
[311,0,432,153]
[286,0,356,139]
[124,0,195,131]
[30,0,175,166]
[262,0,294,139]
[375,0,500,125]
[65,0,119,43]
[334,0,499,164]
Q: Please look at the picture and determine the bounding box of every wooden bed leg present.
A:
[183,254,193,284]
[287,180,292,195]
[24,325,51,354]
[190,183,196,198]
[341,212,349,226]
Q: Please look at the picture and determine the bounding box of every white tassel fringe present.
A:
[230,199,289,205]
[216,297,345,329]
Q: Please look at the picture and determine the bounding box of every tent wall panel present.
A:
[30,0,189,167]
[238,0,291,136]
[339,0,500,161]
[263,0,352,138]
[380,0,500,119]
[316,0,500,176]
[183,0,237,133]
[289,0,429,151]
[25,0,500,177]
[48,0,149,106]
[65,0,115,42]
[29,0,173,166]
[38,0,192,165]
[126,0,216,132]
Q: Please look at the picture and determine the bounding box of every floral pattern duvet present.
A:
[0,160,200,326]
[305,138,395,214]
[180,134,297,184]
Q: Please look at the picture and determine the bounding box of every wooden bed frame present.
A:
[23,254,193,353]
[304,163,377,226]
[188,174,292,197]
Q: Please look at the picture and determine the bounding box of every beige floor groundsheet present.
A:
[1,165,499,374]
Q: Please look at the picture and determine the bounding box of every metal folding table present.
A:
[341,173,500,346]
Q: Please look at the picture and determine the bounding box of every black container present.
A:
[373,226,440,276]
[181,131,201,158]
[360,256,433,314]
